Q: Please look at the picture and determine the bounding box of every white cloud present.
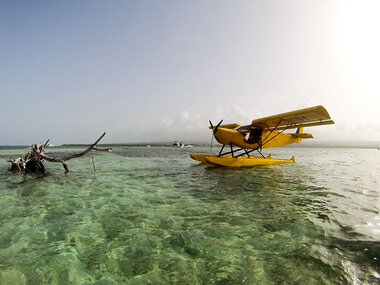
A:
[161,118,174,127]
[134,105,266,143]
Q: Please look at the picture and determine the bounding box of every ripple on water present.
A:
[0,147,379,284]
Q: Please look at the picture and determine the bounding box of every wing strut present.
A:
[260,122,295,148]
[260,119,283,149]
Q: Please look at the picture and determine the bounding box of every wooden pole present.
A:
[92,156,96,172]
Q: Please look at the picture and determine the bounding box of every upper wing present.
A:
[251,105,334,130]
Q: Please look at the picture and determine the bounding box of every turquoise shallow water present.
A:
[0,146,379,284]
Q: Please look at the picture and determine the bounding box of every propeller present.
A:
[209,119,223,134]
[209,119,223,151]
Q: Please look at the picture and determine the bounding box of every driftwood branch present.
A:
[7,132,110,173]
[60,132,106,161]
[38,153,70,172]
[43,132,107,172]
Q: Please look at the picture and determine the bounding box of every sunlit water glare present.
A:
[0,146,379,284]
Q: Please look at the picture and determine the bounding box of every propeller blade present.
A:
[208,119,223,134]
[209,119,223,134]
[215,119,223,129]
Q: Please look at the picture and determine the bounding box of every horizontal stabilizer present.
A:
[292,133,313,139]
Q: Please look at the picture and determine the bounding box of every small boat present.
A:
[190,153,294,167]
[173,141,184,148]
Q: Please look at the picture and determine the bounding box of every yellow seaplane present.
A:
[190,105,334,167]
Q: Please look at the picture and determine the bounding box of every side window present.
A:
[245,129,262,144]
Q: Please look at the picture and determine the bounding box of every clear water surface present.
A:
[0,146,379,284]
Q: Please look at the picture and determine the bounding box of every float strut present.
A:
[218,145,225,156]
[257,149,266,158]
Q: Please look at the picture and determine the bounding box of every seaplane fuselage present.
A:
[213,127,303,150]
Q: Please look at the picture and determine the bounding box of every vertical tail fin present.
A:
[292,126,313,139]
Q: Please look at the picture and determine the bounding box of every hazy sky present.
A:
[1,0,380,145]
